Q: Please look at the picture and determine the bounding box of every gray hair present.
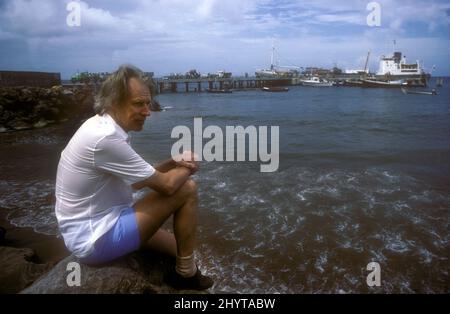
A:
[94,64,149,115]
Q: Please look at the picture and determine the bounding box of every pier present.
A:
[154,77,291,93]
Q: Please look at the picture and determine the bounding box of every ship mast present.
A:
[270,41,275,71]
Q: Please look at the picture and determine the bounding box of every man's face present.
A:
[116,77,151,132]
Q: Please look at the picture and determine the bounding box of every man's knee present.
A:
[179,179,198,199]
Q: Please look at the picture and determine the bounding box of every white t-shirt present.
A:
[55,113,155,258]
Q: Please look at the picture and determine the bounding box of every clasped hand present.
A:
[173,151,199,174]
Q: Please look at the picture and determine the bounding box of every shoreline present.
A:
[0,121,76,293]
[0,121,83,267]
[0,209,69,264]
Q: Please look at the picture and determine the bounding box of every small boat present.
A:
[207,89,232,94]
[401,87,437,95]
[300,76,333,87]
[261,86,289,92]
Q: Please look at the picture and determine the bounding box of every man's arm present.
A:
[132,166,192,196]
[155,151,199,173]
[155,158,177,173]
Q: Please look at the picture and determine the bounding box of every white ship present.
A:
[255,44,299,78]
[376,52,425,78]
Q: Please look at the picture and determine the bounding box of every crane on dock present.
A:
[363,51,371,78]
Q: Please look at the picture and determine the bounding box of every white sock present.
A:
[175,253,197,278]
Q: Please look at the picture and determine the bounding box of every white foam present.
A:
[213,182,227,189]
[314,252,328,273]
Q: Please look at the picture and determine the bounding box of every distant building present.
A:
[217,70,232,78]
[0,71,61,87]
[302,67,332,76]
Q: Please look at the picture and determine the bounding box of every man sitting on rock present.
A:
[54,64,213,290]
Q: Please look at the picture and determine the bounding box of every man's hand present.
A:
[133,151,198,193]
[173,151,199,174]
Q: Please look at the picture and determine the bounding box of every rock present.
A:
[11,119,31,131]
[0,247,52,294]
[21,251,204,294]
[33,120,48,128]
[0,86,94,132]
[48,107,60,117]
[51,86,63,93]
[0,226,5,244]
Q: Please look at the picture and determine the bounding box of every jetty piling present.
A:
[155,77,292,93]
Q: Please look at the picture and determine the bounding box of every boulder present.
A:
[0,246,52,294]
[0,86,95,132]
[10,118,31,131]
[21,251,203,294]
[33,120,48,129]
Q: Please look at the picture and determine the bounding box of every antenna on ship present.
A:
[270,39,275,71]
[393,39,396,52]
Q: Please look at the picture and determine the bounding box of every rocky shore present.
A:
[21,251,202,294]
[0,85,95,132]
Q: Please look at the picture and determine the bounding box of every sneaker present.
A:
[165,267,214,290]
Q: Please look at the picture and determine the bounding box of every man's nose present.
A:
[143,105,151,116]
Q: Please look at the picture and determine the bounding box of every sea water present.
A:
[2,79,449,293]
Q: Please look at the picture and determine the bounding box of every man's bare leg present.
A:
[143,228,177,257]
[133,179,198,258]
[134,180,214,290]
[132,179,213,290]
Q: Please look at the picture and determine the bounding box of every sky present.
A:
[0,0,449,78]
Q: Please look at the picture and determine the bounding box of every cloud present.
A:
[0,0,449,76]
[315,13,365,25]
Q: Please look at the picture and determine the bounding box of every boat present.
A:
[261,86,289,92]
[373,44,430,85]
[207,89,232,94]
[360,79,408,88]
[401,87,437,95]
[343,79,365,87]
[376,51,426,79]
[300,76,333,87]
[255,43,300,78]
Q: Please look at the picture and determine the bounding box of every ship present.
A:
[343,49,429,88]
[375,51,429,85]
[255,44,299,78]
